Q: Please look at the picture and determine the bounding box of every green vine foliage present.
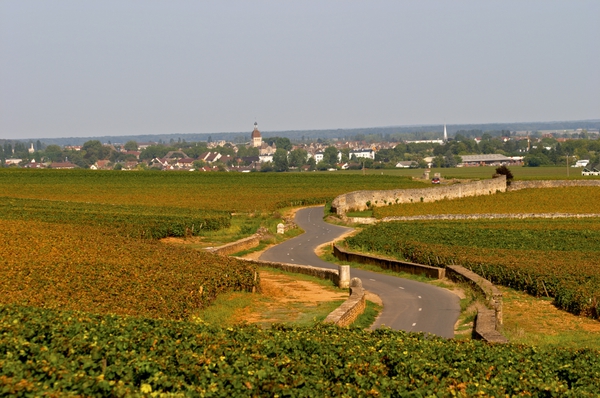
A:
[345,219,600,318]
[2,305,600,396]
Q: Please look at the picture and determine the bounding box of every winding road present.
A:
[260,207,461,338]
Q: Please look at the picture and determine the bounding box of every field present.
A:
[0,219,259,320]
[344,217,600,319]
[374,186,600,218]
[348,165,600,180]
[0,196,230,239]
[2,169,600,394]
[3,304,600,396]
[0,169,426,212]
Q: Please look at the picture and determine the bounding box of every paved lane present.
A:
[260,206,460,338]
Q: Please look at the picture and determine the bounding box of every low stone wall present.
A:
[446,265,504,330]
[383,212,600,222]
[346,217,377,225]
[473,304,508,343]
[333,245,506,342]
[333,244,445,279]
[324,278,366,327]
[508,179,600,191]
[206,234,261,256]
[331,176,506,215]
[234,257,348,288]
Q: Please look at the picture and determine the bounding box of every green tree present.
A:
[273,148,289,172]
[323,146,339,166]
[288,148,308,168]
[82,140,111,165]
[495,165,514,185]
[124,141,138,151]
[140,145,170,160]
[275,137,293,151]
[43,145,65,162]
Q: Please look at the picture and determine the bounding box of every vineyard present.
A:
[373,186,600,218]
[0,220,259,320]
[0,169,426,212]
[344,218,600,318]
[0,197,230,239]
[2,304,600,396]
[3,168,600,394]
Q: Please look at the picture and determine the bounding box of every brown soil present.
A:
[161,236,204,245]
[235,269,349,324]
[502,287,600,334]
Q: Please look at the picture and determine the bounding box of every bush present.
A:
[495,165,514,185]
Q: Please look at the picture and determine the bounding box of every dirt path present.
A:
[235,269,349,325]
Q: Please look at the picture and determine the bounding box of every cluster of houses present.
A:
[3,123,599,174]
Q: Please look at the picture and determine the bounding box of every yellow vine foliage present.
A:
[0,220,258,319]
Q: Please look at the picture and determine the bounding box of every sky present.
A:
[1,1,599,140]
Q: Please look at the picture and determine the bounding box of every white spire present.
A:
[443,124,448,142]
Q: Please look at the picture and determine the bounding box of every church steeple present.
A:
[443,124,448,142]
[251,121,262,148]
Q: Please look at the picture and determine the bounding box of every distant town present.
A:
[1,122,599,175]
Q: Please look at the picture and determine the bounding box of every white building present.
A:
[350,149,375,160]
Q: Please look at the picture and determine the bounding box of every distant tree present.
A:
[82,140,112,165]
[433,155,444,168]
[288,148,308,168]
[444,150,458,167]
[260,162,274,172]
[316,160,329,171]
[495,165,514,185]
[43,145,65,162]
[340,148,350,163]
[323,146,339,166]
[523,153,550,167]
[275,137,293,151]
[273,148,289,172]
[140,145,170,160]
[124,141,138,151]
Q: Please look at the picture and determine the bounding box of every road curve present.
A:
[259,206,460,338]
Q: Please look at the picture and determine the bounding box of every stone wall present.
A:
[446,265,503,329]
[383,213,600,222]
[508,179,600,191]
[206,234,261,256]
[234,257,347,288]
[324,278,366,327]
[331,176,506,215]
[333,245,507,342]
[473,304,508,343]
[333,244,445,279]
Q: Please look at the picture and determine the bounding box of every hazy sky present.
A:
[1,1,598,140]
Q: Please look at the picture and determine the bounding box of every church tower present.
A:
[251,122,262,148]
[443,124,448,142]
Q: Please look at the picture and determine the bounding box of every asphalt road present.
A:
[259,206,461,338]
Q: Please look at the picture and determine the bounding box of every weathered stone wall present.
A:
[324,278,366,327]
[206,234,261,256]
[446,265,503,329]
[331,176,506,215]
[383,213,600,222]
[333,245,507,342]
[346,217,377,225]
[508,179,600,191]
[234,257,343,287]
[473,304,508,343]
[333,244,445,279]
